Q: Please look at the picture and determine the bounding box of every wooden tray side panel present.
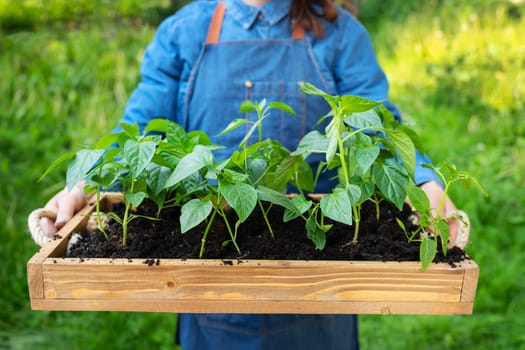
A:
[34,258,476,314]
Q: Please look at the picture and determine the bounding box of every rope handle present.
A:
[27,208,57,247]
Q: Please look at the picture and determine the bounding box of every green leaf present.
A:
[165,145,213,188]
[420,237,437,271]
[300,82,330,97]
[292,130,329,157]
[221,169,250,183]
[247,158,267,184]
[179,173,203,194]
[123,140,156,177]
[346,184,362,204]
[239,120,261,146]
[66,149,105,190]
[350,177,374,203]
[340,95,381,113]
[94,133,121,149]
[355,145,380,174]
[300,83,339,107]
[400,125,425,154]
[294,159,315,192]
[38,151,76,182]
[320,188,353,226]
[274,155,301,188]
[256,186,298,214]
[146,164,171,196]
[284,195,313,222]
[217,118,251,136]
[166,122,189,147]
[373,159,409,210]
[90,171,117,188]
[124,192,147,208]
[239,100,257,113]
[188,130,215,147]
[220,182,257,223]
[435,219,450,256]
[442,162,488,196]
[396,218,407,235]
[268,101,296,116]
[180,199,213,233]
[406,184,430,214]
[119,123,140,138]
[325,121,338,164]
[144,118,170,134]
[306,213,327,250]
[388,129,416,178]
[344,109,383,129]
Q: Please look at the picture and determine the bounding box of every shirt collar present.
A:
[224,0,293,29]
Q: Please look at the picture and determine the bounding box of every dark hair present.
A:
[290,0,358,37]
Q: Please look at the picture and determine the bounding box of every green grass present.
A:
[0,3,180,349]
[1,0,524,349]
[359,1,525,349]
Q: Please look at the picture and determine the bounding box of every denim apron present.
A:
[178,2,359,349]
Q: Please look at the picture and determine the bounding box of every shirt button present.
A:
[245,80,253,88]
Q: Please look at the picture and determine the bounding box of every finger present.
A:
[441,199,459,248]
[447,210,470,249]
[446,214,460,249]
[55,196,78,229]
[40,217,58,236]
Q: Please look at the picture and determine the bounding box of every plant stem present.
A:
[373,195,381,221]
[199,209,218,258]
[335,112,350,187]
[122,176,135,246]
[219,207,241,254]
[258,200,274,238]
[95,187,109,240]
[435,182,451,221]
[122,202,131,245]
[352,205,361,243]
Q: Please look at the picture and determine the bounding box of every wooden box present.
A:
[27,194,479,315]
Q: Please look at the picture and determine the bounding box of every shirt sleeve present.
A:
[333,13,442,186]
[113,16,182,133]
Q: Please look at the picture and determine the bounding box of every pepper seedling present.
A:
[405,162,486,270]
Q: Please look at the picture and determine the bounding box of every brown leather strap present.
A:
[206,1,305,44]
[206,1,226,44]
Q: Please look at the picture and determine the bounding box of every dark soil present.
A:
[67,199,468,266]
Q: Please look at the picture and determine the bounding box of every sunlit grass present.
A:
[360,2,525,349]
[0,16,181,350]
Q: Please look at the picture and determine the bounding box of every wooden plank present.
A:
[40,258,466,304]
[26,259,44,301]
[460,260,480,303]
[30,298,474,315]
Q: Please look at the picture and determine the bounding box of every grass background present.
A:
[1,0,524,349]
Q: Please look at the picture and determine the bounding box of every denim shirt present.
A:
[118,0,439,185]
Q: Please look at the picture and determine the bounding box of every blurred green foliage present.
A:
[0,0,191,30]
[1,0,524,349]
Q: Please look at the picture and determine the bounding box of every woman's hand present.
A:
[418,180,462,248]
[39,182,89,237]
